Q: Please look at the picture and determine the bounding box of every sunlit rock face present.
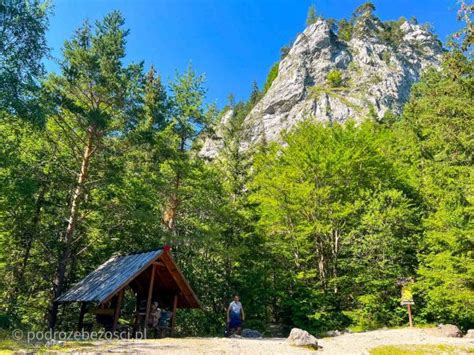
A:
[201,16,442,159]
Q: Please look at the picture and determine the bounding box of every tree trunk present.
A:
[48,128,95,329]
[332,230,339,293]
[162,136,185,231]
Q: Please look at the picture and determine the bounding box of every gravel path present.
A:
[318,328,473,354]
[55,328,473,354]
[83,337,310,354]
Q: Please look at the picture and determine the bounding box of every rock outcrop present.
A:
[201,14,442,159]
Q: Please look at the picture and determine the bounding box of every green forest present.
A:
[0,1,473,337]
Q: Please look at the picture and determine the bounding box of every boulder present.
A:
[241,328,263,338]
[326,330,342,337]
[435,324,462,338]
[464,329,474,339]
[287,328,318,349]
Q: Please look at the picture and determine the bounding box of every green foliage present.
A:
[338,19,353,41]
[0,0,50,120]
[280,40,294,60]
[382,50,392,65]
[326,69,343,87]
[380,18,406,47]
[452,1,473,51]
[250,120,420,333]
[263,62,279,94]
[0,1,472,337]
[306,5,318,26]
[370,344,474,355]
[249,80,262,106]
[353,2,376,19]
[400,50,474,330]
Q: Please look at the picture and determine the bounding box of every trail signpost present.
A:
[398,277,414,327]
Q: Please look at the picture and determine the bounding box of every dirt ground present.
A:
[23,328,474,354]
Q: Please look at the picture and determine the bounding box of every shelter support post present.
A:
[77,302,87,331]
[171,293,178,336]
[144,264,156,331]
[112,290,124,333]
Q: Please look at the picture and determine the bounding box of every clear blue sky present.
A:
[45,0,462,107]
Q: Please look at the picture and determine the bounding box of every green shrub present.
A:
[263,62,279,94]
[338,19,353,41]
[326,69,343,87]
[382,51,391,64]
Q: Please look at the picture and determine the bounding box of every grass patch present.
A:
[0,338,96,354]
[370,344,474,355]
[0,338,24,352]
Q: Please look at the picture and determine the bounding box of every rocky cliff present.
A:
[201,14,443,159]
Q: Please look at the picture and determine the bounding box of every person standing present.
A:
[227,294,245,335]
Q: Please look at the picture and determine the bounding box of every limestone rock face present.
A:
[199,109,233,159]
[287,328,318,348]
[201,16,442,159]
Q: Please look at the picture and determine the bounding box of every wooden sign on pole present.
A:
[400,281,415,328]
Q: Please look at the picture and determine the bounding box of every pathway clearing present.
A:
[6,328,474,354]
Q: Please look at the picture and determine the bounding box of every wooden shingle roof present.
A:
[56,248,200,308]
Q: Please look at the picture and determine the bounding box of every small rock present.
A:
[465,329,474,339]
[241,329,262,338]
[435,324,462,338]
[326,330,342,337]
[45,339,65,347]
[287,328,318,349]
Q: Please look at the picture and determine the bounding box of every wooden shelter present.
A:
[55,247,200,335]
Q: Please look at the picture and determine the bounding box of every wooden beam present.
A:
[112,290,124,333]
[171,293,178,336]
[77,302,87,331]
[160,252,200,308]
[144,264,156,330]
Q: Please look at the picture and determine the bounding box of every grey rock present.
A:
[241,328,263,338]
[287,328,318,348]
[200,109,233,160]
[465,329,474,338]
[201,16,442,158]
[326,330,342,337]
[435,324,463,338]
[45,339,65,347]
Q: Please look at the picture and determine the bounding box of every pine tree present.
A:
[306,4,318,26]
[353,1,376,19]
[162,64,207,231]
[249,81,261,106]
[43,12,139,328]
